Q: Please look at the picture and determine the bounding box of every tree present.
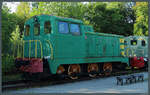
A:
[30,2,88,22]
[86,2,135,36]
[133,2,148,36]
[30,2,135,36]
[10,25,23,57]
[2,5,18,55]
[16,2,31,34]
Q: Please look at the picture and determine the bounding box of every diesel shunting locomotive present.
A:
[15,15,148,80]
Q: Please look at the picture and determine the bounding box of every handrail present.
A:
[17,40,43,59]
[126,48,134,57]
[16,40,53,60]
[35,40,37,58]
[46,40,54,60]
[29,40,31,59]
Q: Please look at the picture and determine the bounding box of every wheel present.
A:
[56,65,65,74]
[103,63,112,76]
[87,63,99,77]
[68,64,81,79]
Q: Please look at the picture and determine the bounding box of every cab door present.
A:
[32,18,53,59]
[55,21,85,60]
[41,20,52,59]
[24,22,34,58]
[31,21,41,58]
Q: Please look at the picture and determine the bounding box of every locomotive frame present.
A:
[15,15,146,80]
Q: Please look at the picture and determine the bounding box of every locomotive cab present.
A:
[15,15,56,77]
[24,15,54,59]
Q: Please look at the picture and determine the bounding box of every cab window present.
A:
[124,41,127,45]
[141,40,146,46]
[44,21,51,34]
[34,23,40,36]
[131,40,137,45]
[70,24,80,35]
[25,25,30,36]
[58,22,69,34]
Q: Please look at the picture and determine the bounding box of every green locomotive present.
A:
[15,15,131,79]
[124,36,148,68]
[124,36,148,58]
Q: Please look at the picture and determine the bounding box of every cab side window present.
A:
[25,25,30,36]
[58,22,69,34]
[34,23,40,36]
[70,24,80,35]
[141,40,146,46]
[131,40,137,45]
[44,21,51,34]
[124,41,127,45]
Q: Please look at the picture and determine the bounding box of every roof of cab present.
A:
[124,36,148,40]
[25,14,83,24]
[85,32,124,37]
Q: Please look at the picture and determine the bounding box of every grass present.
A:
[2,55,17,74]
[2,74,22,82]
[2,55,22,82]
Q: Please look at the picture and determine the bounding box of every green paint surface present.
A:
[23,15,129,74]
[124,36,148,57]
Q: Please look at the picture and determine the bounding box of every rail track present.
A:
[2,68,147,91]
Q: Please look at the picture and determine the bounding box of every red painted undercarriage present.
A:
[130,57,145,69]
[15,56,145,73]
[16,58,43,73]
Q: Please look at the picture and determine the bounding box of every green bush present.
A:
[2,55,16,74]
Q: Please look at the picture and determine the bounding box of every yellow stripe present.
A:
[120,38,124,43]
[120,45,124,49]
[38,40,43,59]
[126,48,134,56]
[121,51,125,56]
[22,40,54,59]
[35,40,37,58]
[23,40,43,59]
[46,40,54,60]
[29,40,31,59]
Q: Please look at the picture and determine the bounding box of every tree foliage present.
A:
[2,5,18,55]
[10,25,23,47]
[30,2,88,23]
[133,2,148,36]
[2,2,148,56]
[29,2,136,36]
[16,2,31,34]
[86,2,135,36]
